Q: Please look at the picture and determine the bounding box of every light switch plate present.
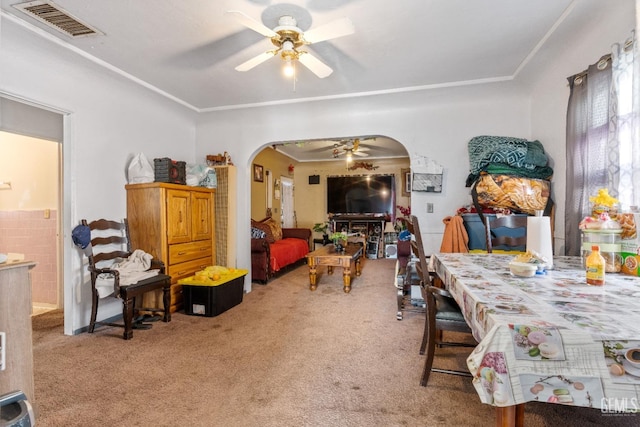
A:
[0,331,5,371]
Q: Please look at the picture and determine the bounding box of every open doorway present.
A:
[280,176,295,227]
[251,136,410,245]
[0,132,61,314]
[0,96,64,317]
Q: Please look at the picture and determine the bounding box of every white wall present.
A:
[196,82,531,291]
[1,16,197,334]
[0,132,58,209]
[523,0,636,255]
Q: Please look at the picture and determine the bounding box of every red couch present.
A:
[251,227,311,283]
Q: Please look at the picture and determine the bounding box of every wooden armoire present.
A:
[125,182,216,313]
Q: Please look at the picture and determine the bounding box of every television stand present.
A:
[330,214,389,259]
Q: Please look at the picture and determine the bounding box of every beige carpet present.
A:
[31,258,637,426]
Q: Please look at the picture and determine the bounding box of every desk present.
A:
[432,253,640,426]
[306,244,363,293]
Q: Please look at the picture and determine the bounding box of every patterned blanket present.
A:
[466,136,553,186]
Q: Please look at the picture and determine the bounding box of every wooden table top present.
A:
[307,243,363,259]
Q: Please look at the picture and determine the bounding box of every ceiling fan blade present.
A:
[353,151,368,157]
[226,10,277,38]
[235,51,276,72]
[303,17,355,44]
[298,52,333,78]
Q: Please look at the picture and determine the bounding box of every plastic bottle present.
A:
[586,245,606,286]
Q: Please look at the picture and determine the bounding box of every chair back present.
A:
[484,215,527,253]
[409,215,474,387]
[407,215,430,286]
[81,219,132,269]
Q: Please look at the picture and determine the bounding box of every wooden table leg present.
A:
[495,404,524,427]
[328,266,334,275]
[308,260,318,291]
[343,266,352,293]
[355,257,362,276]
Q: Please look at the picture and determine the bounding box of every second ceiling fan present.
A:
[226,10,354,78]
[332,138,372,158]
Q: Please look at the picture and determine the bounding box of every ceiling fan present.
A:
[332,138,372,158]
[226,10,354,78]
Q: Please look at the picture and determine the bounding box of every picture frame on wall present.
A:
[401,168,411,196]
[253,164,264,182]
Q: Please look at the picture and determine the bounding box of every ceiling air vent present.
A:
[12,1,103,38]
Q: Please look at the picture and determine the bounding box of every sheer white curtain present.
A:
[565,31,639,256]
[609,32,640,210]
[280,177,295,228]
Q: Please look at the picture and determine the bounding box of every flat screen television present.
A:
[326,175,395,215]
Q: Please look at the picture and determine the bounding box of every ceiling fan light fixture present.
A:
[283,58,295,78]
[227,11,353,79]
[280,43,297,78]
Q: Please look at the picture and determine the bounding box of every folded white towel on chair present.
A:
[95,250,160,298]
[112,249,153,272]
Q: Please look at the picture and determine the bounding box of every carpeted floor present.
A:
[31,258,638,426]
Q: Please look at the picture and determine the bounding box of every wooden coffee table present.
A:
[306,244,363,293]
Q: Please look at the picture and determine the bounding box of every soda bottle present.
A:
[586,245,606,286]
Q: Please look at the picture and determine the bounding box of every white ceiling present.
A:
[1,0,609,161]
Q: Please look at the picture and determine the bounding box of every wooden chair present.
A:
[484,215,528,253]
[82,219,172,340]
[407,215,475,386]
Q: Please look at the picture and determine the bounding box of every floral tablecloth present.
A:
[431,253,640,411]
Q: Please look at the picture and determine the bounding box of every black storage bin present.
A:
[181,276,245,317]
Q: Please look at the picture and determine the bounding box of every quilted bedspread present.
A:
[269,237,309,272]
[466,135,554,186]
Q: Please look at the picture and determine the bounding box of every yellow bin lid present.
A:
[178,269,248,287]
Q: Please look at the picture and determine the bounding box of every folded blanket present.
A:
[524,140,549,167]
[466,136,553,186]
[95,249,159,298]
[466,164,554,186]
[112,249,152,272]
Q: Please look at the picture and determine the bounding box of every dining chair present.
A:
[484,215,528,253]
[408,215,475,386]
[81,218,172,340]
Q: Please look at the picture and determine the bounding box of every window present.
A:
[565,33,639,255]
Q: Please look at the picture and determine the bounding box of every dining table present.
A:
[430,253,640,427]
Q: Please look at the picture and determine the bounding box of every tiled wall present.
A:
[0,210,58,305]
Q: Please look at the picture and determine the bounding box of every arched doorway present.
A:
[249,135,410,277]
